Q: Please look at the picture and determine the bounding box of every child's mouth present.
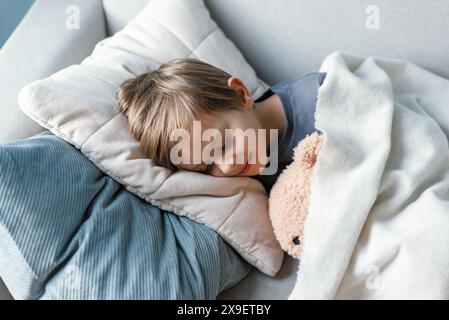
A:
[237,162,251,175]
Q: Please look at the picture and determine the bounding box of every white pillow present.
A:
[18,0,283,276]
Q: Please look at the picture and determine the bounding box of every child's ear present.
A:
[227,76,254,110]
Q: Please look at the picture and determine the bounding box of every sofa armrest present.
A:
[0,0,106,143]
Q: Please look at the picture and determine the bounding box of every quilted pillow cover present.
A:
[0,131,251,299]
[18,0,283,275]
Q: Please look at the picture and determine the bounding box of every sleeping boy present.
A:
[115,58,326,193]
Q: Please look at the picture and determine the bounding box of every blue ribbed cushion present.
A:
[0,131,250,299]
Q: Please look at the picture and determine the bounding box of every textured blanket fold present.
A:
[289,51,449,299]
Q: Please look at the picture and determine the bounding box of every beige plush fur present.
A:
[268,132,324,259]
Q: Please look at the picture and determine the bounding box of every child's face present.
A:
[174,109,268,177]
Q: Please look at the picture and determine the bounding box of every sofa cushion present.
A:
[103,0,449,84]
[0,278,12,300]
[18,0,282,276]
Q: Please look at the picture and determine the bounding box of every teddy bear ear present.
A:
[292,236,301,246]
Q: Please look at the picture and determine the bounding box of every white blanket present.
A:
[289,51,449,299]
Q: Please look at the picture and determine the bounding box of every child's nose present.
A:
[215,150,238,176]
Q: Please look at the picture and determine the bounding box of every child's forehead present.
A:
[195,111,228,130]
[201,107,244,124]
[185,122,224,140]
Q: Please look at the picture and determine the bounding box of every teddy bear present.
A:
[268,131,324,259]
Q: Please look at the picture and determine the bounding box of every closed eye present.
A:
[198,163,212,173]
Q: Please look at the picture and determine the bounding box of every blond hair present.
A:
[115,58,242,170]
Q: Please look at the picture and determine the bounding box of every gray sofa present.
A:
[1,0,448,300]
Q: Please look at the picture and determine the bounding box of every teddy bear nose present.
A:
[292,236,301,245]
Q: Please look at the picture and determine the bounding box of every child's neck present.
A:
[254,93,287,151]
